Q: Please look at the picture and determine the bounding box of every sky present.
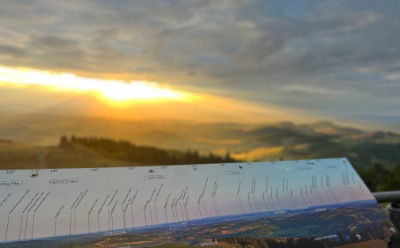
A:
[0,0,399,128]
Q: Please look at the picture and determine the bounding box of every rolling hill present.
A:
[0,114,399,169]
[0,136,236,169]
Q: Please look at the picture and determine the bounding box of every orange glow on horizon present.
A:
[0,65,312,124]
[0,66,190,103]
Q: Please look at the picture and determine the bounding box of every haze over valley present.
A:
[1,114,399,171]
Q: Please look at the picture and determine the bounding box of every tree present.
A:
[383,162,400,191]
[59,136,69,148]
[359,163,390,192]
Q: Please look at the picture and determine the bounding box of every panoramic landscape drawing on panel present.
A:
[1,159,395,248]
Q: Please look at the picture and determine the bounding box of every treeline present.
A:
[59,136,238,165]
[358,162,400,192]
[58,136,399,192]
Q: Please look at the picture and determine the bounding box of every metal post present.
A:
[373,191,400,247]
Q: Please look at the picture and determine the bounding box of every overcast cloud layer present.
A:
[0,0,399,126]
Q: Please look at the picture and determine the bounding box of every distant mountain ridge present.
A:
[0,114,399,169]
[242,121,400,167]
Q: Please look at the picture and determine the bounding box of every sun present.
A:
[0,66,188,103]
[97,81,182,102]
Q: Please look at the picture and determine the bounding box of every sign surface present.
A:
[0,158,394,247]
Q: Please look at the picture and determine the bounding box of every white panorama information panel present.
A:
[0,158,381,245]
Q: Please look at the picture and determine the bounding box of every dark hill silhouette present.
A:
[59,136,238,166]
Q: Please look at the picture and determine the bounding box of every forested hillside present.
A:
[55,136,400,192]
[59,136,237,165]
[358,162,400,192]
[0,134,399,192]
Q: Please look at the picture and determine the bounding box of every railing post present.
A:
[388,202,400,231]
[372,191,400,247]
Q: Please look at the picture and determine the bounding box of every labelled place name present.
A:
[224,170,242,176]
[327,165,338,169]
[49,178,80,185]
[55,205,64,218]
[9,190,30,214]
[0,180,23,187]
[0,193,12,207]
[144,175,165,180]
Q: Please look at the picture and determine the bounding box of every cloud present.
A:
[0,45,26,57]
[1,0,399,81]
[276,85,346,97]
[0,0,399,125]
